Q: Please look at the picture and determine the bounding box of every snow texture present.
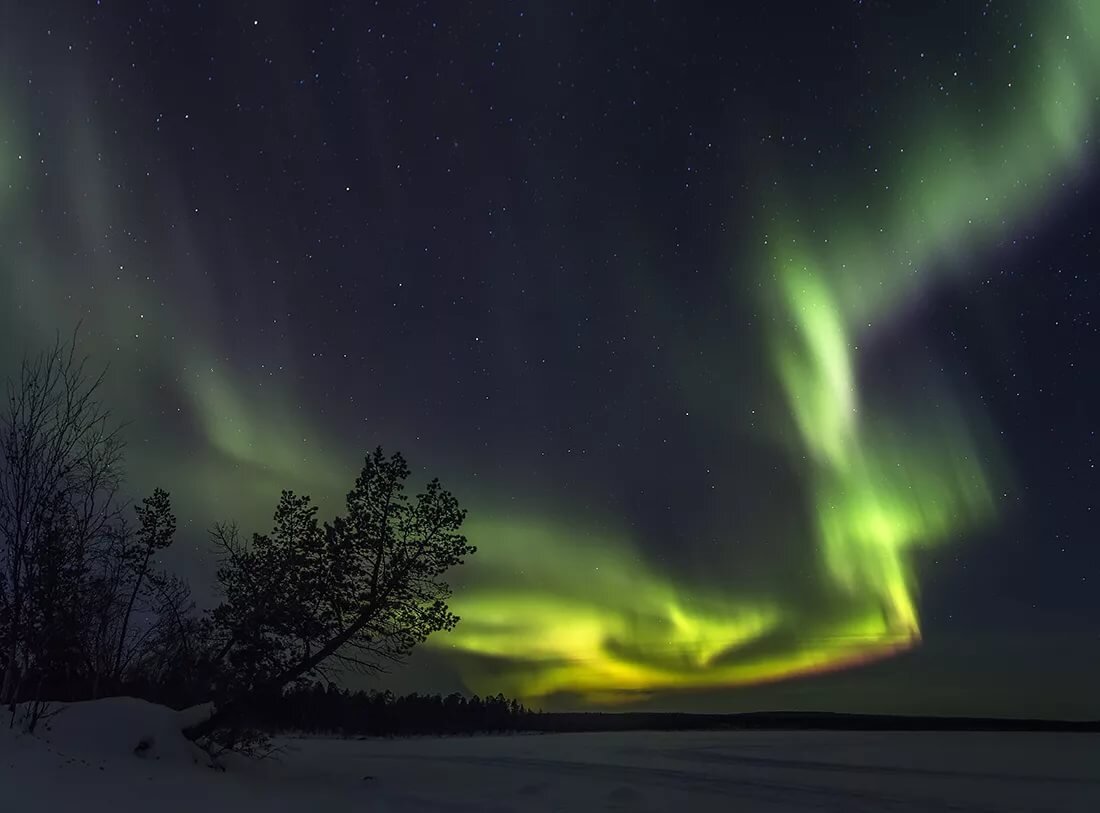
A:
[1,698,1097,812]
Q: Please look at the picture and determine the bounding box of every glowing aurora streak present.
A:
[1,3,1096,707]
[437,1,1100,702]
[441,515,915,703]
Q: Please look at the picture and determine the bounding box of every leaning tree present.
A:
[188,447,474,742]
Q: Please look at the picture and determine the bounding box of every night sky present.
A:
[1,1,1097,719]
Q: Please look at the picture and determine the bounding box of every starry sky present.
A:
[1,1,1097,719]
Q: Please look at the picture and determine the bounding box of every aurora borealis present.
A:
[1,2,1098,717]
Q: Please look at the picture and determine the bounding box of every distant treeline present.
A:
[246,684,539,736]
[529,710,1100,734]
[240,684,1100,737]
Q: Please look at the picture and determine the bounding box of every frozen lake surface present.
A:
[4,699,1098,812]
[280,729,1100,812]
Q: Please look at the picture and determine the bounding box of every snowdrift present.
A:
[26,696,211,766]
[0,697,230,812]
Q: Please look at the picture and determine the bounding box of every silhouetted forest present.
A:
[232,685,1100,737]
[242,684,537,736]
[1,333,475,749]
[519,711,1100,734]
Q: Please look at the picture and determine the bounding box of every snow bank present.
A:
[0,697,379,812]
[30,696,211,766]
[0,697,232,812]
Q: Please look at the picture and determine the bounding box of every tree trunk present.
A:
[113,546,152,683]
[1,653,16,707]
[1,616,21,706]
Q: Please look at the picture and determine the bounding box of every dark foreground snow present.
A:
[2,698,1097,812]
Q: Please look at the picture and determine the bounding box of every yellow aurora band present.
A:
[436,1,1100,703]
[1,3,1096,707]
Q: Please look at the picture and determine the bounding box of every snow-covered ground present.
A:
[2,698,1097,812]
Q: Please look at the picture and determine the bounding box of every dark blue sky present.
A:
[0,1,1096,717]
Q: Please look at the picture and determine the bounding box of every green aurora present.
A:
[0,2,1097,707]
[435,1,1100,702]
